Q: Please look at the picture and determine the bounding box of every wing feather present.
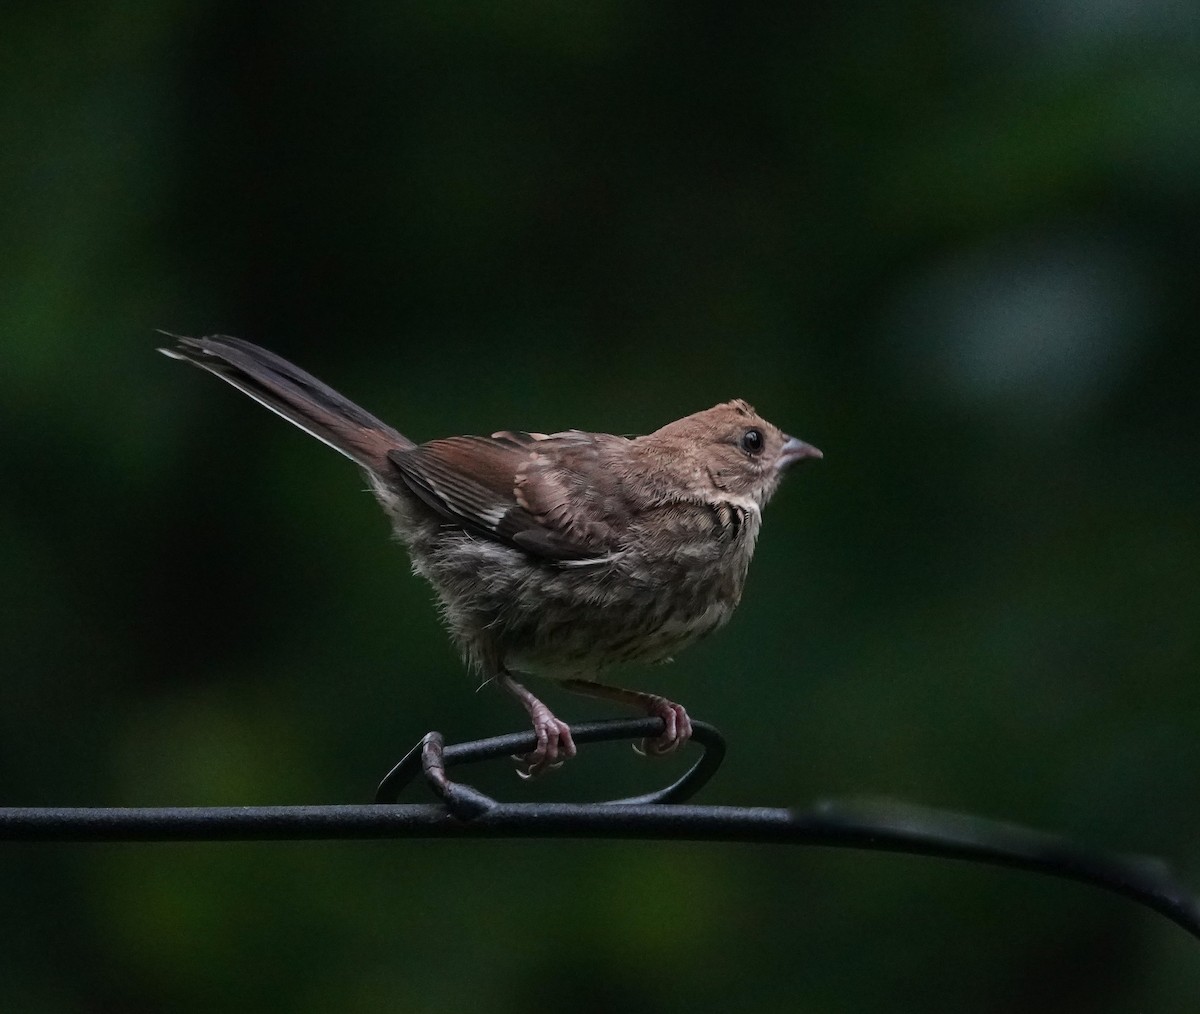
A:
[387,432,630,561]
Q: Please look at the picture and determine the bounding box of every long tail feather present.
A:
[159,334,413,471]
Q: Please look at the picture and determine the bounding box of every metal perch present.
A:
[1,717,1196,944]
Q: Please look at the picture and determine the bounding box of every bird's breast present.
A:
[385,483,765,677]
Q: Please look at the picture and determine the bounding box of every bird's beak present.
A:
[778,435,823,470]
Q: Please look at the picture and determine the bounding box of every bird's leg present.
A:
[497,672,577,778]
[560,679,693,757]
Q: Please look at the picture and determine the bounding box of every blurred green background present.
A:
[2,3,1199,1011]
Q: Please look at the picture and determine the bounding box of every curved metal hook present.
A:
[373,718,726,815]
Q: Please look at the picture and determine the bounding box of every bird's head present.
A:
[645,399,822,506]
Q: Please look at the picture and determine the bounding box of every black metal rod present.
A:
[1,799,1197,943]
[2,719,1197,947]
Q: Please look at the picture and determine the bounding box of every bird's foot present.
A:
[498,672,577,778]
[560,679,693,758]
[514,712,577,779]
[632,695,693,757]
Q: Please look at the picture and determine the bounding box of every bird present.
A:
[160,335,822,776]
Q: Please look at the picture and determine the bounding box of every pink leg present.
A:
[560,679,693,757]
[498,673,577,778]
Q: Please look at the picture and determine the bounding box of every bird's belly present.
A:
[504,563,742,676]
[413,527,751,677]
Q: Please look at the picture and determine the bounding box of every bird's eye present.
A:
[740,428,764,454]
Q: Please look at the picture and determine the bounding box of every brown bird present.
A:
[161,336,822,775]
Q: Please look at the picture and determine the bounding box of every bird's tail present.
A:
[160,334,414,472]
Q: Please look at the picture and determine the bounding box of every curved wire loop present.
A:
[373,717,726,814]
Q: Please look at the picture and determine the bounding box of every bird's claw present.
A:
[513,714,576,778]
[634,697,693,757]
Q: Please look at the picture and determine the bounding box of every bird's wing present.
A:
[387,431,629,561]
